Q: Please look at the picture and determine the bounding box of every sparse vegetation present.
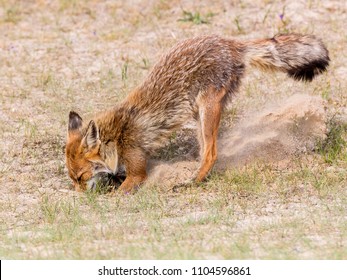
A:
[4,7,20,23]
[178,10,215,25]
[1,0,347,259]
[317,119,347,164]
[234,16,244,33]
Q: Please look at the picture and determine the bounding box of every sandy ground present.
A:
[0,0,347,259]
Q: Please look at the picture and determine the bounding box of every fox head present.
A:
[65,111,120,191]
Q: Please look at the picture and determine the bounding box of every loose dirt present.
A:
[147,94,327,188]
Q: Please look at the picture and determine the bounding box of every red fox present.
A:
[65,34,329,193]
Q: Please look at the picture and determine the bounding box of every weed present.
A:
[36,72,55,92]
[277,6,291,33]
[178,10,215,25]
[141,58,150,69]
[40,195,59,224]
[234,16,244,33]
[317,119,347,164]
[262,6,272,24]
[320,81,331,101]
[223,165,269,194]
[19,119,38,140]
[121,61,129,86]
[4,6,21,24]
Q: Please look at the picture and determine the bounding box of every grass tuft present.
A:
[317,119,347,164]
[178,10,215,25]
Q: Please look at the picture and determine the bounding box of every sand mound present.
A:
[217,94,327,168]
[146,94,327,188]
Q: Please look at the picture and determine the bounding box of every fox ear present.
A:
[68,111,83,132]
[82,120,100,150]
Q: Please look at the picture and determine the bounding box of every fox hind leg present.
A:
[196,119,204,160]
[171,86,226,192]
[194,87,226,183]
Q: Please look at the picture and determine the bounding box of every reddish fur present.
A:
[65,34,329,193]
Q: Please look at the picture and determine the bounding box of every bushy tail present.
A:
[244,34,329,81]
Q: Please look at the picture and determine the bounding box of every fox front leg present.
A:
[117,149,147,194]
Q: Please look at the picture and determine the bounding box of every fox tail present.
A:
[244,33,329,81]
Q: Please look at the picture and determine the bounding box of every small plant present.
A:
[234,16,243,33]
[142,58,150,69]
[262,7,272,24]
[320,81,331,101]
[36,72,54,91]
[20,119,38,140]
[4,6,21,24]
[277,6,291,33]
[317,119,347,164]
[178,10,215,25]
[40,195,59,224]
[121,61,129,85]
[60,198,83,225]
[223,165,268,194]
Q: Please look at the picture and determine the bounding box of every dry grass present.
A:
[1,0,347,259]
